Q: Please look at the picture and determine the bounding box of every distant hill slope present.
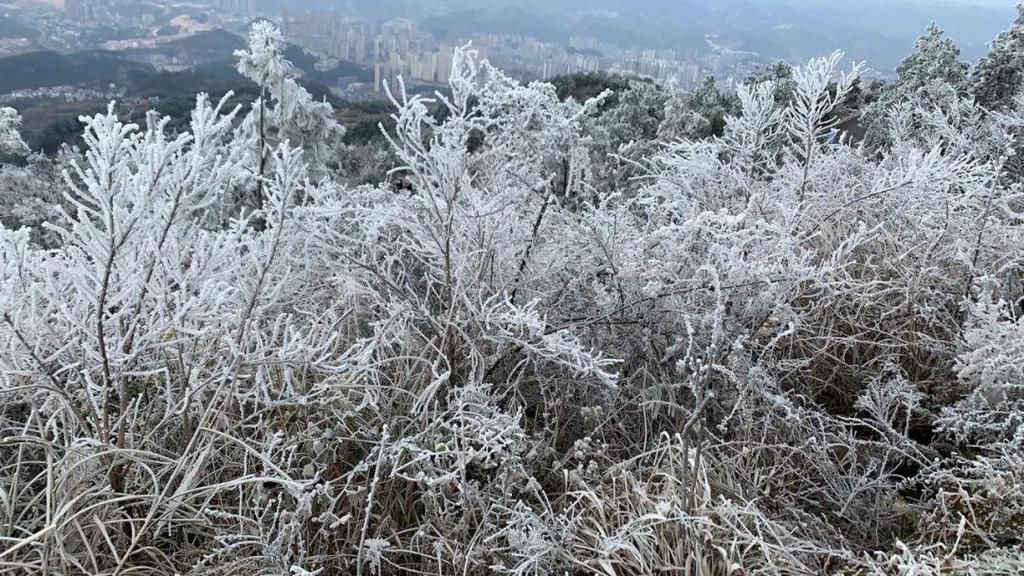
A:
[120,29,247,67]
[2,34,368,153]
[0,51,154,93]
[117,30,374,87]
[394,0,1016,69]
[281,45,375,85]
[419,4,913,68]
[0,26,373,97]
[0,15,39,40]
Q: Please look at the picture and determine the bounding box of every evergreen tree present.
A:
[658,75,740,141]
[746,61,799,105]
[864,23,970,148]
[896,23,969,95]
[0,107,27,156]
[972,4,1024,109]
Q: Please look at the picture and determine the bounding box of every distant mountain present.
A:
[748,0,1016,61]
[418,2,909,67]
[0,27,371,106]
[118,29,247,68]
[115,29,373,87]
[281,45,375,84]
[422,7,565,42]
[165,29,247,53]
[0,51,153,93]
[374,0,1015,70]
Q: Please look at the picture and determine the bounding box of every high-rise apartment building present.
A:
[216,0,255,16]
[65,0,103,23]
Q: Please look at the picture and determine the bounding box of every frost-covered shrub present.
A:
[941,284,1024,447]
[3,18,1024,576]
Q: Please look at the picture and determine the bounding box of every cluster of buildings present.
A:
[609,48,717,86]
[63,0,253,27]
[472,34,602,81]
[4,1,759,101]
[213,0,255,17]
[63,0,162,27]
[0,84,125,105]
[0,37,32,58]
[64,0,113,25]
[471,35,752,86]
[283,13,457,94]
[282,10,760,98]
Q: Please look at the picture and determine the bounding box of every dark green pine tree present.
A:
[972,4,1024,109]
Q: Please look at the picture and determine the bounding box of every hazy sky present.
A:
[946,0,1017,5]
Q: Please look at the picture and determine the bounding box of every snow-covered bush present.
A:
[2,18,1024,575]
[0,107,28,156]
